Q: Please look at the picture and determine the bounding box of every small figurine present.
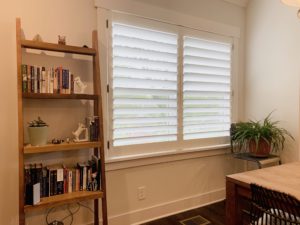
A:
[33,34,43,42]
[74,76,87,94]
[72,123,89,142]
[51,139,64,144]
[58,35,66,45]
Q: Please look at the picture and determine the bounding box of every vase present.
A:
[249,139,271,157]
[28,126,48,146]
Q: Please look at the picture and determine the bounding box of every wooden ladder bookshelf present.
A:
[16,18,108,225]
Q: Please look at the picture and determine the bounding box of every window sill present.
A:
[105,144,231,171]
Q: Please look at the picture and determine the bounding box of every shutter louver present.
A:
[112,23,178,146]
[183,36,232,140]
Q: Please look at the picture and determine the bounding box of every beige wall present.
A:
[0,0,97,224]
[245,0,300,163]
[98,0,246,224]
[0,0,245,224]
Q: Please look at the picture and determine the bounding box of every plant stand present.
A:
[232,152,281,169]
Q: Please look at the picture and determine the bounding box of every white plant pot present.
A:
[28,126,48,146]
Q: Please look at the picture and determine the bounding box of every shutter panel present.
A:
[112,23,178,146]
[183,36,232,140]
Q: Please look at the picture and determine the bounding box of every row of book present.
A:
[21,64,76,94]
[24,156,101,205]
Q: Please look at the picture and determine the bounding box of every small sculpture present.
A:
[72,123,89,142]
[74,76,87,94]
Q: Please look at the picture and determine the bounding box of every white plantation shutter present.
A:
[183,36,232,140]
[112,23,178,146]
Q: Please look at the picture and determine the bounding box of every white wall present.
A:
[0,0,246,224]
[245,0,300,163]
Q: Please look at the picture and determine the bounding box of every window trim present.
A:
[103,11,239,160]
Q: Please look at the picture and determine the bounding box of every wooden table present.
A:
[226,161,300,225]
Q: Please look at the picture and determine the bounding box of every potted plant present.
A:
[28,117,49,146]
[231,113,294,157]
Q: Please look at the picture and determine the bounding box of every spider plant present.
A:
[231,113,294,155]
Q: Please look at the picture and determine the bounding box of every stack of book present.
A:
[21,64,75,94]
[24,156,101,205]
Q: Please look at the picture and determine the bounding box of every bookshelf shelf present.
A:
[23,93,98,100]
[24,141,102,154]
[24,191,104,213]
[21,40,96,56]
[17,18,107,225]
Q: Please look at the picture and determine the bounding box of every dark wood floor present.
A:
[142,200,225,225]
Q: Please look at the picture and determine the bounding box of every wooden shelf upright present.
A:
[16,18,108,225]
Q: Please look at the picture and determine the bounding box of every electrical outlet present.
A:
[138,186,146,200]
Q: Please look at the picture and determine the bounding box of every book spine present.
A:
[59,66,63,94]
[49,68,54,94]
[72,170,76,192]
[68,170,73,193]
[75,168,80,192]
[70,74,74,94]
[36,67,40,93]
[53,170,57,195]
[31,66,35,93]
[21,64,28,93]
[27,65,31,93]
[83,166,87,191]
[80,166,83,191]
[33,66,37,93]
[56,68,60,94]
[41,67,46,93]
[50,170,54,196]
[63,168,68,194]
[67,70,71,94]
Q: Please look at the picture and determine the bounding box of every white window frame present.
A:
[103,12,239,160]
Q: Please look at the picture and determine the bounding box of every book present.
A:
[30,66,34,93]
[75,168,80,192]
[21,64,27,93]
[36,67,40,93]
[68,170,73,193]
[63,166,69,194]
[49,68,54,94]
[56,168,64,195]
[70,74,74,94]
[72,169,76,192]
[41,167,49,197]
[41,67,46,93]
[27,65,31,93]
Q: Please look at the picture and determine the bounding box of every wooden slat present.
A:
[21,40,96,56]
[16,17,25,225]
[23,93,98,100]
[24,141,101,154]
[24,191,103,213]
[93,30,108,225]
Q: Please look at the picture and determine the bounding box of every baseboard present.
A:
[86,188,225,225]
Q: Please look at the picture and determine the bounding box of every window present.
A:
[183,36,231,140]
[109,20,234,155]
[111,23,178,147]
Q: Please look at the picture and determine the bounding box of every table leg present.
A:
[226,180,238,225]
